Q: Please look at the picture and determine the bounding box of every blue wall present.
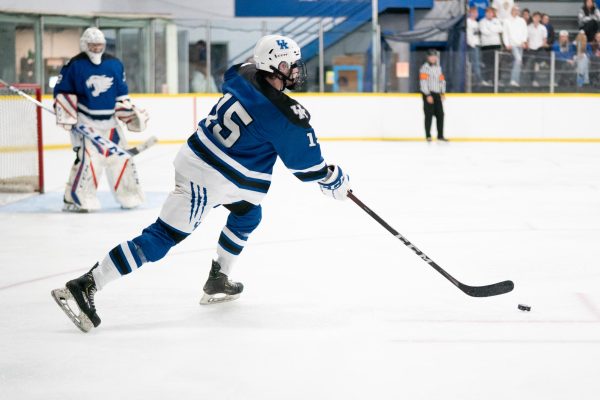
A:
[235,0,434,17]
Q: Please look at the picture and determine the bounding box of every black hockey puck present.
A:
[518,304,531,312]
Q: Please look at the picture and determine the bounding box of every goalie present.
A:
[54,27,149,212]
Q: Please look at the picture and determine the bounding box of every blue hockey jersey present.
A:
[54,53,129,120]
[181,63,328,201]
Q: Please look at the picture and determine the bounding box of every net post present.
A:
[36,86,45,193]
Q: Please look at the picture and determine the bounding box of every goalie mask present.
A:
[80,27,106,65]
[254,34,307,91]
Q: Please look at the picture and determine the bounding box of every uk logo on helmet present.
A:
[276,40,288,50]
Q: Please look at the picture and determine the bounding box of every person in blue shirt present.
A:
[552,30,577,86]
[51,34,352,332]
[553,30,594,87]
[469,0,490,20]
[54,27,148,213]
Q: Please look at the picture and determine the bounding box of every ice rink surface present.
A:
[1,141,600,399]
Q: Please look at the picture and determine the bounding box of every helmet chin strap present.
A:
[268,66,296,91]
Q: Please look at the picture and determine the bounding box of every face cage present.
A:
[287,59,307,91]
[270,59,308,91]
[87,43,106,54]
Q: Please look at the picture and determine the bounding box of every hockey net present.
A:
[0,83,44,193]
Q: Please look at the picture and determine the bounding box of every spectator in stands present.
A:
[590,31,600,85]
[467,6,490,86]
[575,30,592,86]
[552,30,577,86]
[525,12,548,87]
[542,14,556,46]
[503,6,528,87]
[469,0,490,20]
[578,0,600,41]
[592,31,600,56]
[522,8,532,25]
[480,7,504,83]
[492,0,513,21]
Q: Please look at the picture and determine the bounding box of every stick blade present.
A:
[128,136,158,155]
[459,280,514,297]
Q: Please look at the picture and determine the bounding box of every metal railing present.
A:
[468,49,600,93]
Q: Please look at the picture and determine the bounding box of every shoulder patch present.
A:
[289,103,309,121]
[275,95,312,128]
[239,69,312,128]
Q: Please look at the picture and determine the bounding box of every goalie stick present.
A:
[347,191,514,297]
[0,78,157,157]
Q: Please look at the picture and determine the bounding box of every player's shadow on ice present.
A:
[91,301,347,334]
[0,191,167,213]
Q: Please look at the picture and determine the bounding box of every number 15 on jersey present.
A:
[205,93,253,148]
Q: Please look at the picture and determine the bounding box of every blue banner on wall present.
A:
[235,0,434,17]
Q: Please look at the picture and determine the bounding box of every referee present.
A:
[419,49,447,142]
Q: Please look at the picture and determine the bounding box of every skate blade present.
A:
[62,203,89,213]
[51,288,94,333]
[199,292,240,305]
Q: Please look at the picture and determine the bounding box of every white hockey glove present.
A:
[115,99,149,132]
[319,165,350,201]
[54,93,78,131]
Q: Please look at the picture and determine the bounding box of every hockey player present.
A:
[51,34,351,332]
[54,27,148,212]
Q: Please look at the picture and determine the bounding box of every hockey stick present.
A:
[347,191,514,297]
[0,78,157,157]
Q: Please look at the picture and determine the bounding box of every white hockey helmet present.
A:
[80,27,106,65]
[253,34,306,90]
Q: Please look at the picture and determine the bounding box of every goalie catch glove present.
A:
[54,93,78,131]
[319,165,350,201]
[115,99,149,132]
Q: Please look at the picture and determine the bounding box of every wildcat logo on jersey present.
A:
[276,40,288,50]
[290,104,308,120]
[85,75,114,97]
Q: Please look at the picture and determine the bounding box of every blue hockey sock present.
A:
[93,218,189,289]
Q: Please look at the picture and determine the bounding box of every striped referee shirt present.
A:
[419,62,446,95]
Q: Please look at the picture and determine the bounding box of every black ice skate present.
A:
[200,260,244,305]
[51,264,101,332]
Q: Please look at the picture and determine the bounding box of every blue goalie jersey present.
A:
[181,63,328,203]
[53,53,129,120]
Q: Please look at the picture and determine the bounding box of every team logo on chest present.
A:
[86,75,114,97]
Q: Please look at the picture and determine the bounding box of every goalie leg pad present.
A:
[104,126,144,209]
[106,157,144,209]
[63,144,102,212]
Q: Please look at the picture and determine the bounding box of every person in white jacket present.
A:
[492,0,514,21]
[525,12,548,87]
[503,6,529,86]
[479,7,504,83]
[467,6,490,86]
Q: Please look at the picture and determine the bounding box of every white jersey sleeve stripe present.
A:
[288,160,327,174]
[197,129,273,182]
